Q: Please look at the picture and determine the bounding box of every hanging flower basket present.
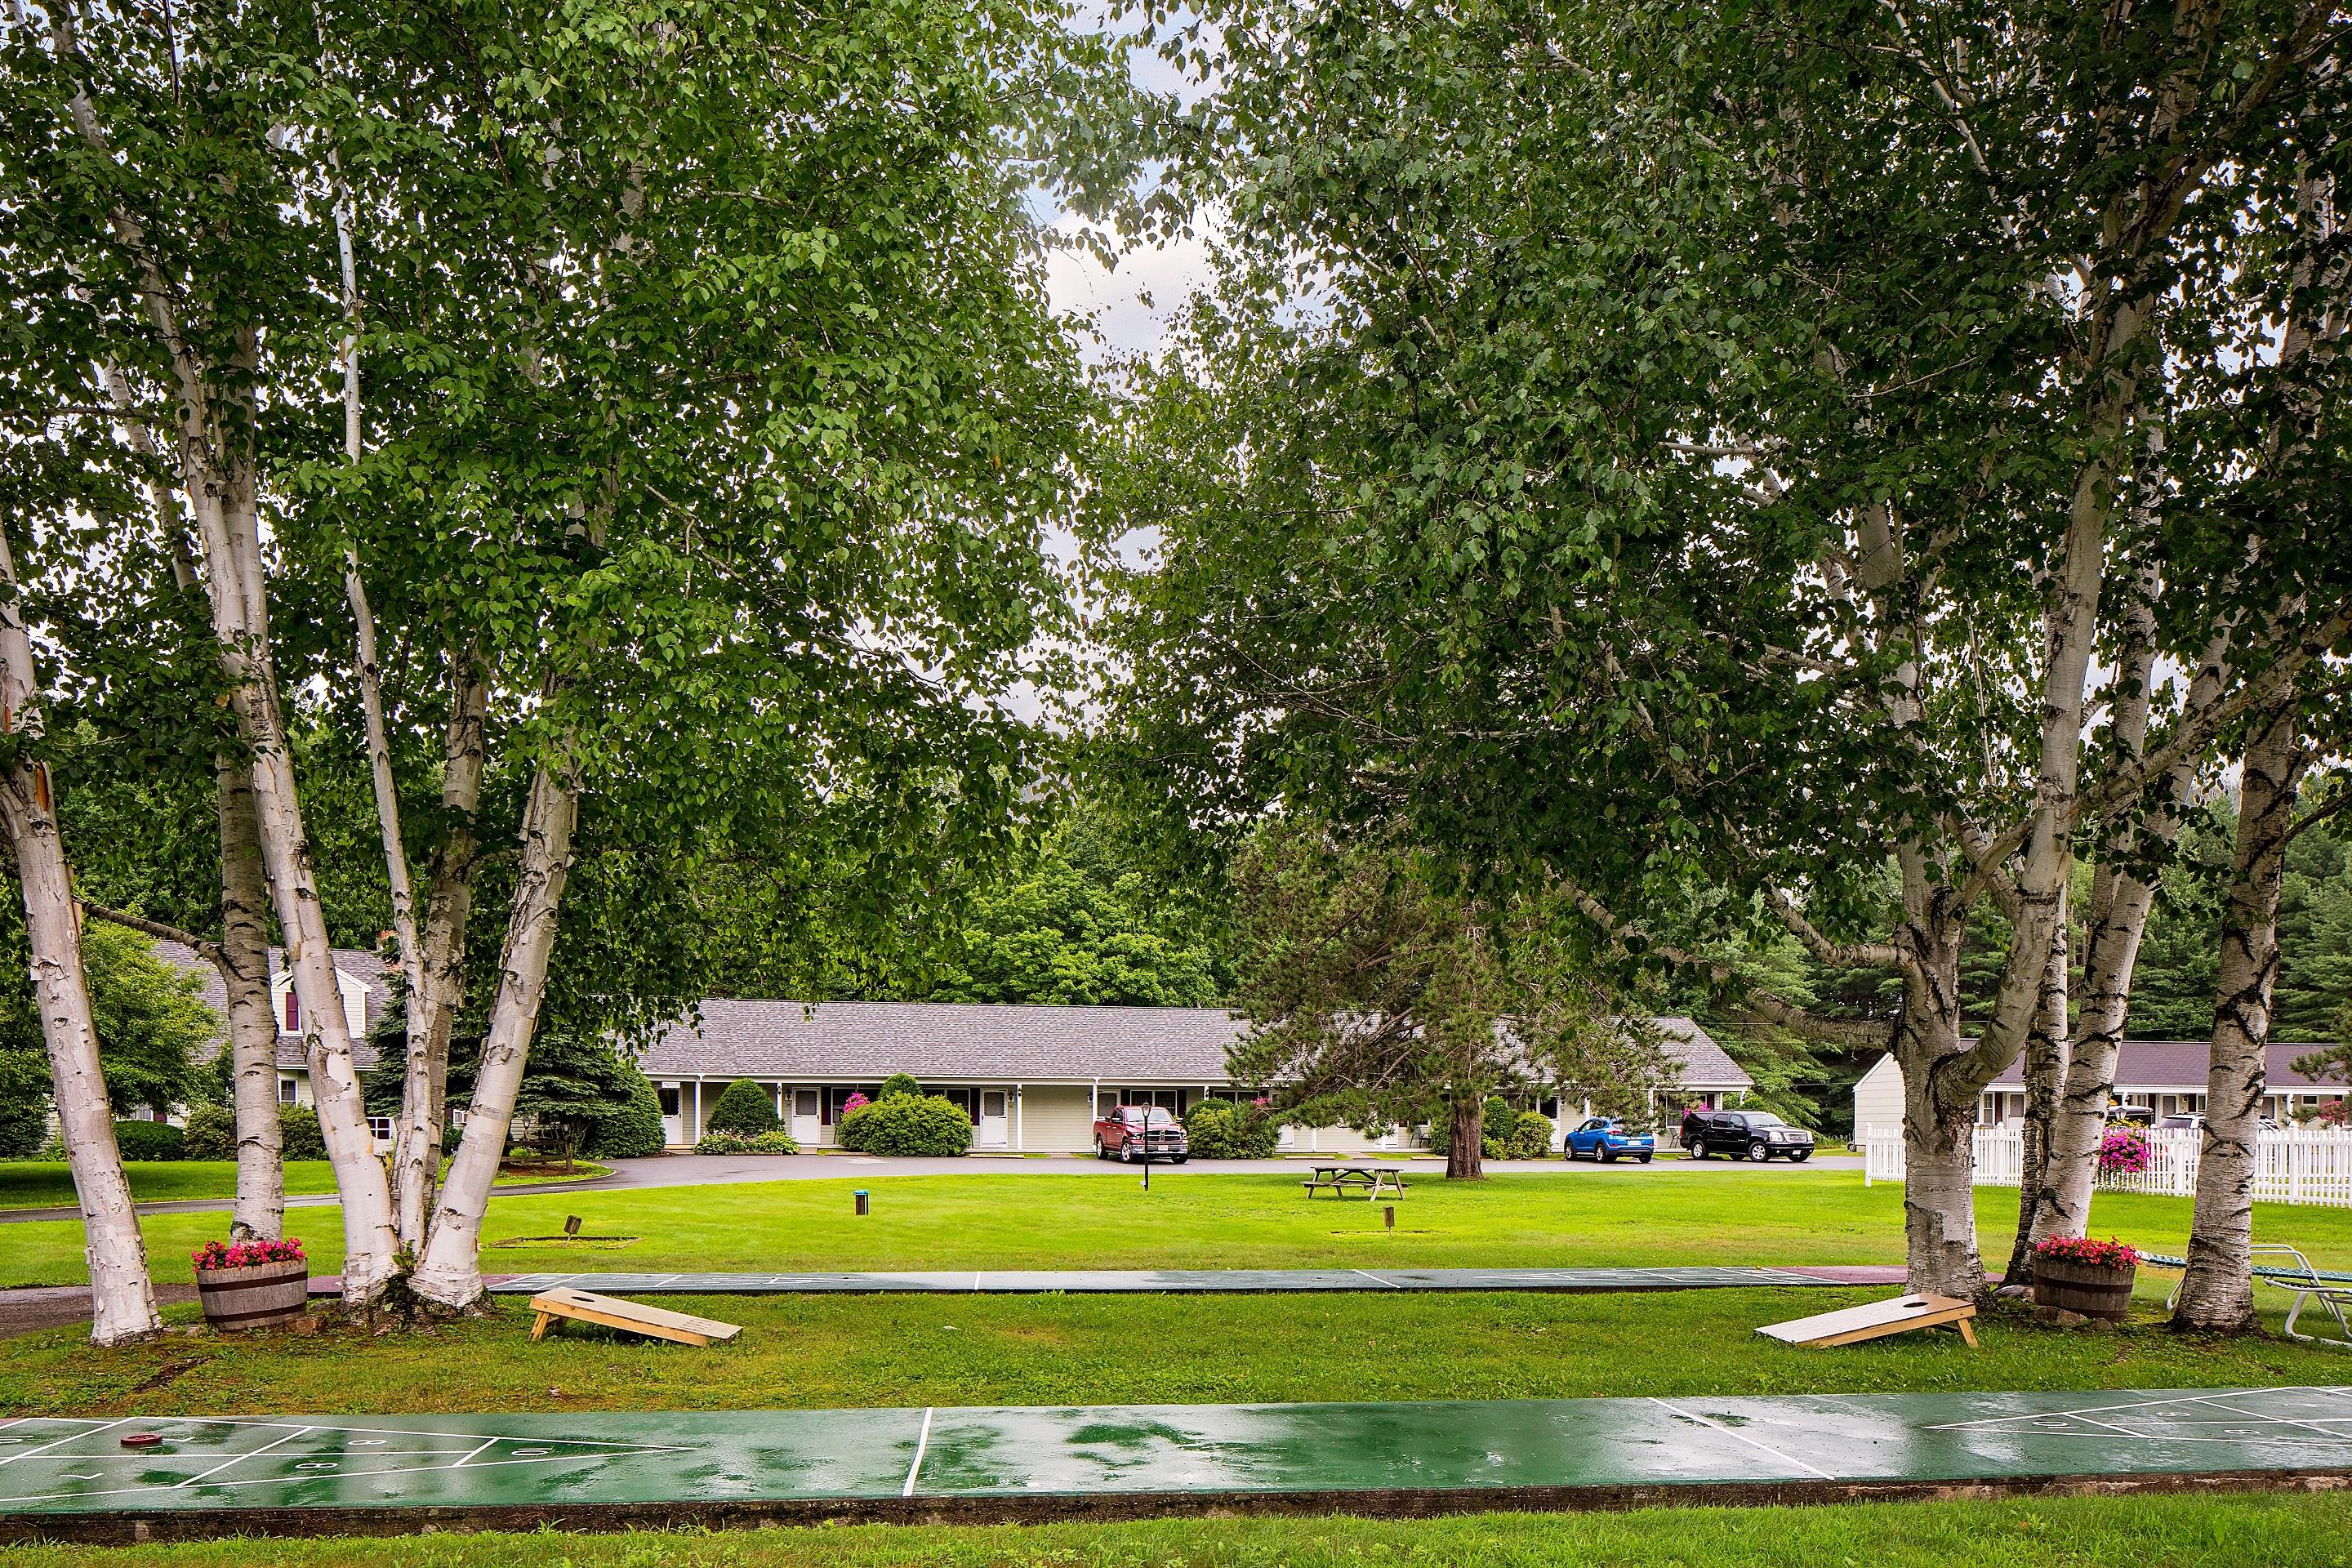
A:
[192,1238,310,1333]
[2097,1126,2151,1176]
[2031,1236,2139,1321]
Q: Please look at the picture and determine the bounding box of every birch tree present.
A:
[1094,0,2351,1296]
[0,525,160,1344]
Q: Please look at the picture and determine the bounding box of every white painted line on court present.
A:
[0,1419,133,1468]
[1648,1398,1838,1480]
[450,1437,502,1469]
[2166,1392,2352,1444]
[175,1424,314,1490]
[902,1409,934,1498]
[1351,1270,1401,1289]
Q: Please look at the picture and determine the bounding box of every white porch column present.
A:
[1015,1085,1025,1152]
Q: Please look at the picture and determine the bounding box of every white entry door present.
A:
[978,1090,1009,1147]
[791,1089,821,1145]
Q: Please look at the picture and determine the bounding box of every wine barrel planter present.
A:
[194,1258,310,1332]
[2033,1256,2136,1321]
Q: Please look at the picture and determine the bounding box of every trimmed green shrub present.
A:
[877,1072,921,1102]
[837,1094,971,1156]
[1184,1098,1281,1159]
[1507,1111,1554,1160]
[113,1119,185,1161]
[704,1078,781,1136]
[180,1103,237,1161]
[694,1129,799,1155]
[278,1104,327,1160]
[588,1069,667,1158]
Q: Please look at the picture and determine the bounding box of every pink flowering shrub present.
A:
[2097,1125,2151,1174]
[841,1093,870,1116]
[192,1238,305,1271]
[2034,1235,2139,1270]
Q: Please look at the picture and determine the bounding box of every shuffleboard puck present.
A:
[120,1432,163,1450]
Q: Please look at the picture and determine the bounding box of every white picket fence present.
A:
[1860,1125,2352,1209]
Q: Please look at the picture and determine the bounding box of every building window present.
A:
[278,1078,299,1105]
[1111,1088,1184,1115]
[657,1086,681,1117]
[825,1085,884,1125]
[368,1116,394,1143]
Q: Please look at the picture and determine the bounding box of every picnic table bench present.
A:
[1302,1164,1409,1200]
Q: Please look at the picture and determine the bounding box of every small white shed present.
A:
[1851,1054,1904,1137]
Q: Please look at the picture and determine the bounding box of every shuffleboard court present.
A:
[488,1265,1840,1295]
[5,1387,2351,1542]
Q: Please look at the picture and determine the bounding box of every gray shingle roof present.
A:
[154,942,390,1071]
[637,1000,1250,1084]
[634,1002,1754,1089]
[1988,1039,2346,1093]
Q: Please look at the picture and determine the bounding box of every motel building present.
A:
[1850,1037,2350,1133]
[154,943,1755,1156]
[633,1003,1755,1154]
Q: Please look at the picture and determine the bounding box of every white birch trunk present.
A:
[1892,908,1984,1298]
[185,472,403,1301]
[2038,623,2229,1257]
[0,531,160,1344]
[2003,908,2069,1283]
[216,762,284,1241]
[394,658,489,1247]
[2174,691,2306,1332]
[409,764,578,1307]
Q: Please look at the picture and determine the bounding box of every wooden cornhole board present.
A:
[528,1287,742,1347]
[1757,1292,1977,1348]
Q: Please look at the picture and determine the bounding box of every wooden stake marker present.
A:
[1757,1292,1977,1348]
[528,1287,742,1347]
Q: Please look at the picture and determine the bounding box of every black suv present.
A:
[1680,1107,1815,1163]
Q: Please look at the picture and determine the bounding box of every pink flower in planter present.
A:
[193,1237,305,1270]
[2034,1235,2139,1269]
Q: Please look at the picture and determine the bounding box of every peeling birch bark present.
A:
[409,764,578,1307]
[216,762,283,1241]
[395,656,488,1248]
[2003,907,2069,1284]
[0,532,160,1345]
[2174,690,2307,1333]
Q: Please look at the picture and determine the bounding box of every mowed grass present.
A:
[0,1161,343,1209]
[3,1277,2341,1418]
[11,1165,2352,1286]
[4,1169,2350,1417]
[2,1494,2348,1568]
[0,1159,609,1213]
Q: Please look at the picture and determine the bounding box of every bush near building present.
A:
[111,1119,185,1161]
[180,1103,237,1160]
[278,1105,327,1161]
[589,1071,668,1158]
[693,1129,800,1155]
[1184,1098,1281,1158]
[838,1094,971,1156]
[705,1078,782,1136]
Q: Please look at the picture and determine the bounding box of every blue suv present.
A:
[1564,1116,1655,1164]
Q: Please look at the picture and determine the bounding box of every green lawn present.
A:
[0,1161,345,1209]
[4,1169,2349,1417]
[0,1159,605,1211]
[11,1165,2350,1286]
[1,1494,2345,1568]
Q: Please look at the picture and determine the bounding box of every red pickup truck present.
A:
[1094,1104,1189,1163]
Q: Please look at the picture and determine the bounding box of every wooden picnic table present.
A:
[1301,1164,1409,1200]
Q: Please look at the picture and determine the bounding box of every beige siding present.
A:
[1019,1085,1097,1152]
[1851,1054,1904,1137]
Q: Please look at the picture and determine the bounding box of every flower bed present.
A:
[191,1237,309,1332]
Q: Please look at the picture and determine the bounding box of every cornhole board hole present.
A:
[1758,1292,1976,1348]
[528,1287,741,1347]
